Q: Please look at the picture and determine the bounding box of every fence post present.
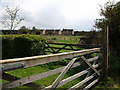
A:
[102,26,109,77]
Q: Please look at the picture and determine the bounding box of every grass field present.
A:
[2,35,85,89]
[4,60,85,89]
[2,35,120,89]
[43,35,84,54]
[42,35,85,44]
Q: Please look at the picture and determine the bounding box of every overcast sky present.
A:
[0,0,119,31]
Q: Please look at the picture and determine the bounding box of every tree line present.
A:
[95,1,120,57]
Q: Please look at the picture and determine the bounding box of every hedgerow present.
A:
[2,34,46,59]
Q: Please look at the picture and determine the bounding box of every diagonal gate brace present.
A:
[85,60,97,78]
[50,57,78,89]
[81,56,100,76]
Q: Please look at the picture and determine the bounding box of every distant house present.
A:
[1,27,75,35]
[44,29,62,35]
[62,29,67,35]
[30,29,44,35]
[54,29,61,35]
[45,29,55,35]
[68,29,74,35]
[62,29,74,35]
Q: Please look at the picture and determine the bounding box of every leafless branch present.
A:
[0,6,24,30]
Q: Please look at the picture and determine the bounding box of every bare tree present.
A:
[0,6,24,30]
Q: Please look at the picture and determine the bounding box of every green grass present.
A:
[42,35,85,44]
[45,44,83,55]
[44,35,84,54]
[4,59,85,89]
[2,35,120,89]
[3,61,64,89]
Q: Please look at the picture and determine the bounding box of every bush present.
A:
[2,35,14,59]
[2,34,46,59]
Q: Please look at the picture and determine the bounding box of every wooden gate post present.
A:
[102,26,109,77]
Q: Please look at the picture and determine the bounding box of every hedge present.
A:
[2,34,46,59]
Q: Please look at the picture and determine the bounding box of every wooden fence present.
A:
[0,47,102,89]
[45,42,102,54]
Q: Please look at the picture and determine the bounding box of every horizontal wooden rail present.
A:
[0,48,100,68]
[1,62,24,71]
[87,56,99,62]
[46,42,102,48]
[2,56,101,88]
[1,46,102,89]
[83,77,100,90]
[81,56,100,76]
[2,73,42,88]
[45,62,102,89]
[68,69,102,90]
[2,61,81,88]
[1,55,99,72]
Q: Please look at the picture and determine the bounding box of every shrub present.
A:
[2,34,46,59]
[2,35,15,59]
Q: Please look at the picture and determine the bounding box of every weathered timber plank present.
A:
[2,57,101,88]
[2,61,81,88]
[45,62,101,89]
[83,77,100,90]
[87,56,99,62]
[85,59,97,78]
[2,73,42,88]
[1,62,25,71]
[0,48,100,68]
[1,55,99,72]
[57,63,101,88]
[68,69,102,90]
[81,56,100,76]
[50,58,77,88]
[2,67,64,88]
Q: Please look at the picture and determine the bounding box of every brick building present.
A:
[62,29,74,35]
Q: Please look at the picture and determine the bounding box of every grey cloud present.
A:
[0,0,97,31]
[32,3,66,29]
[20,3,65,29]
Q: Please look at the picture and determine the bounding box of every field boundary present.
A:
[45,42,102,54]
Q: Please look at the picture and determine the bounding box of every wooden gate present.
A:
[45,42,101,54]
[0,47,102,89]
